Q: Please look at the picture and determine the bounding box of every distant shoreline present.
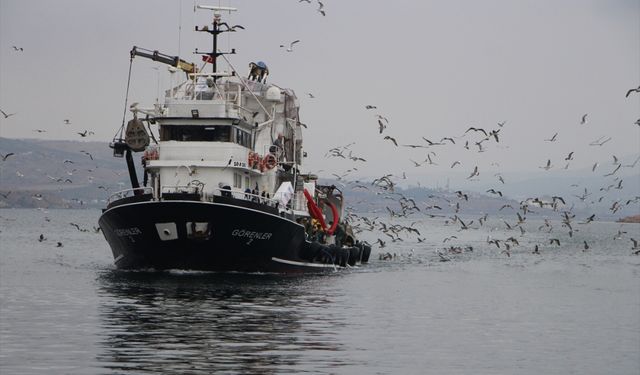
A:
[617,215,640,223]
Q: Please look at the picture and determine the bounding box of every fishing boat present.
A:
[98,5,371,272]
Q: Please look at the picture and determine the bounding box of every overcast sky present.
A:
[1,0,638,190]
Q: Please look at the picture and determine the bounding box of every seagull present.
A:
[0,191,11,199]
[63,119,71,124]
[539,159,552,170]
[440,137,456,144]
[583,241,589,251]
[33,129,46,133]
[0,109,16,118]
[486,189,502,197]
[604,164,621,177]
[317,0,326,16]
[1,153,14,161]
[589,136,611,146]
[77,130,95,137]
[466,166,479,179]
[579,214,596,224]
[365,105,377,109]
[544,132,558,142]
[625,85,640,98]
[306,93,315,98]
[80,150,93,160]
[464,127,488,136]
[38,234,46,242]
[378,119,386,134]
[280,40,300,52]
[564,151,574,161]
[12,46,24,52]
[580,114,588,125]
[56,242,63,248]
[383,136,398,146]
[450,161,461,168]
[218,23,245,32]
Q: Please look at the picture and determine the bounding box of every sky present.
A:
[1,0,639,192]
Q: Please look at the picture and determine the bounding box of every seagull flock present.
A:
[320,88,640,259]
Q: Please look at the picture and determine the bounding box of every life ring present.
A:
[263,154,277,170]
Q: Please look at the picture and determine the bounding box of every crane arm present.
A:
[130,46,196,75]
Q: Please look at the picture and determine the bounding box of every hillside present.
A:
[0,138,637,222]
[0,137,141,208]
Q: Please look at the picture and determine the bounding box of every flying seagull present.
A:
[1,109,16,118]
[544,132,558,142]
[580,114,588,125]
[625,85,640,98]
[317,0,326,16]
[365,105,377,109]
[1,153,14,161]
[589,136,611,146]
[539,159,553,170]
[378,119,386,134]
[280,40,300,52]
[12,46,24,52]
[464,127,488,137]
[383,136,398,146]
[77,130,95,137]
[466,166,479,179]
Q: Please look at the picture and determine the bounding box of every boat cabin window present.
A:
[161,125,231,142]
[234,128,252,148]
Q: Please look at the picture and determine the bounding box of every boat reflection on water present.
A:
[95,271,356,374]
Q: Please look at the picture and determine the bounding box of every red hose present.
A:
[304,189,327,231]
[303,189,340,235]
[325,200,339,235]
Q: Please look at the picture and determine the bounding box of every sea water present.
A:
[1,209,638,374]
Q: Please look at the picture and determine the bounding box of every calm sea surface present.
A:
[1,208,639,374]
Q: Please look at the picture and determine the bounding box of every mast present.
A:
[194,5,238,81]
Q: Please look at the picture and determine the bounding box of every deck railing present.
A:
[107,187,154,205]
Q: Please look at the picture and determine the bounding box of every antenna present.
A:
[193,4,239,78]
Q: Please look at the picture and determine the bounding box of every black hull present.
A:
[99,200,367,272]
